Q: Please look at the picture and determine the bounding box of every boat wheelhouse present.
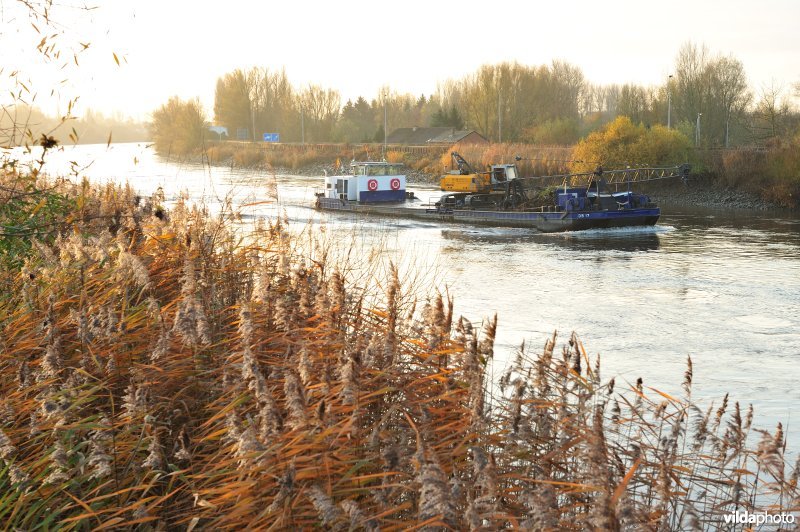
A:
[320,161,407,203]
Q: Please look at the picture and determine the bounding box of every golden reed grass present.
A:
[203,142,388,172]
[0,167,798,530]
[434,142,574,177]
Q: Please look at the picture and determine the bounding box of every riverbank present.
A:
[635,175,781,210]
[183,144,797,211]
[198,153,785,211]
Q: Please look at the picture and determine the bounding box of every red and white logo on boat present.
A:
[390,178,401,190]
[367,179,378,191]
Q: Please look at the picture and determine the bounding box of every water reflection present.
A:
[663,206,800,238]
[439,227,662,252]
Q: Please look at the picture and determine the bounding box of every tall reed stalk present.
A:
[0,167,797,529]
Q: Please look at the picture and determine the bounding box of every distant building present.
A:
[208,126,228,140]
[386,127,488,146]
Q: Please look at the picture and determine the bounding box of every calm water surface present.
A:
[18,143,800,444]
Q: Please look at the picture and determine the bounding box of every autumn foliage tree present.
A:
[213,69,252,139]
[570,116,691,172]
[150,97,207,155]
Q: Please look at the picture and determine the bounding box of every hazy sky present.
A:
[2,0,799,121]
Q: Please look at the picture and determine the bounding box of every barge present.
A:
[315,157,689,233]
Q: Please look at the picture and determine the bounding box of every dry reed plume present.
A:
[203,142,394,172]
[0,166,798,530]
[433,142,574,177]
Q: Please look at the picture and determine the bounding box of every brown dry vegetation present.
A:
[203,142,396,172]
[435,143,573,177]
[698,139,800,208]
[2,164,799,530]
[199,141,574,180]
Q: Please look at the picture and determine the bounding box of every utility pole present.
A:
[667,74,673,129]
[725,110,730,148]
[383,89,387,157]
[695,113,702,146]
[498,92,502,143]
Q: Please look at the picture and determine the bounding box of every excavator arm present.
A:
[450,152,475,175]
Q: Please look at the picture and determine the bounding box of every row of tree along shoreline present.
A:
[163,43,796,149]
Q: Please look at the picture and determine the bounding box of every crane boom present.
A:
[517,164,691,189]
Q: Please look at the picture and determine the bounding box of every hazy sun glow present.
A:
[2,0,798,120]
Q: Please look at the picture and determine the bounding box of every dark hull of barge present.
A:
[315,197,659,233]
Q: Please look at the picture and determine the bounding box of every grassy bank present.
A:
[693,139,800,208]
[199,141,573,179]
[2,158,798,529]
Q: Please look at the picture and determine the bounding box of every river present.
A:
[12,142,800,446]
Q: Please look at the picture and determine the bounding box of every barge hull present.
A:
[316,198,659,233]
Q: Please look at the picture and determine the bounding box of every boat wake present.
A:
[546,224,675,239]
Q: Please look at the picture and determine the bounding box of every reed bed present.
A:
[0,166,798,530]
[204,143,389,172]
[431,143,575,177]
[202,141,575,182]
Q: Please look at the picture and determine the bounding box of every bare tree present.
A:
[437,61,586,142]
[708,56,751,147]
[213,70,251,139]
[672,43,753,146]
[752,83,791,140]
[673,42,710,132]
[550,60,585,120]
[299,85,340,142]
[616,84,652,125]
[247,68,298,141]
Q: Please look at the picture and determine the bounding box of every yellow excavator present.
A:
[437,152,527,210]
[440,152,519,193]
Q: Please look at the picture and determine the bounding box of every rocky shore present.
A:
[635,176,781,210]
[648,186,778,210]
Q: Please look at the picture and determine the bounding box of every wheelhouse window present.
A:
[350,163,402,176]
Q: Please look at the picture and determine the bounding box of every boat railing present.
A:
[518,164,690,189]
[522,205,564,213]
[422,197,446,214]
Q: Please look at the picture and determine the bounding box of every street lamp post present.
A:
[695,113,701,145]
[667,74,673,129]
[498,92,502,143]
[383,89,387,157]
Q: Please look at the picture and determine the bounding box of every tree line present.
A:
[1,106,149,146]
[210,67,460,144]
[151,42,800,154]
